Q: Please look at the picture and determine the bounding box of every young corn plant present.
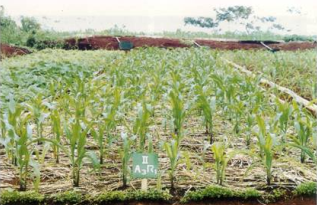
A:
[15,121,34,191]
[245,113,255,147]
[133,101,152,152]
[194,85,216,144]
[163,137,179,191]
[229,99,245,135]
[211,142,236,185]
[92,87,122,164]
[120,132,135,188]
[0,114,50,191]
[169,89,186,145]
[255,115,276,185]
[24,94,50,144]
[64,118,99,187]
[292,115,313,163]
[211,142,226,185]
[1,96,23,165]
[32,142,50,192]
[91,122,106,164]
[274,100,293,146]
[51,109,62,163]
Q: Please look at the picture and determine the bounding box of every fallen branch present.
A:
[221,58,317,116]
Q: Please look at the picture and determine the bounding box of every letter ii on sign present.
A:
[142,156,149,164]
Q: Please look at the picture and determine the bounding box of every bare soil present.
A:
[2,37,315,60]
[64,36,189,50]
[0,43,31,59]
[63,36,317,51]
[195,40,317,51]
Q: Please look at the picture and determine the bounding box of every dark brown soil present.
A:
[196,40,317,51]
[0,43,31,59]
[62,36,316,51]
[64,36,189,50]
[272,42,317,51]
[2,37,315,59]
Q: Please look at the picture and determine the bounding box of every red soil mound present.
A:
[196,40,317,51]
[63,36,316,51]
[272,42,317,51]
[0,44,31,59]
[64,36,189,50]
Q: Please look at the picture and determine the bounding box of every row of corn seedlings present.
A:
[0,48,316,192]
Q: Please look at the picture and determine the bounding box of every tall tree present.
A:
[184,6,286,34]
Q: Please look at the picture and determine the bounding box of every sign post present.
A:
[132,153,158,191]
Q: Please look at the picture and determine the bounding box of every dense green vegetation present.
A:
[222,50,317,100]
[1,48,316,188]
[0,48,316,204]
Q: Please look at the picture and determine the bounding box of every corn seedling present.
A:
[274,100,293,146]
[133,101,152,152]
[93,87,122,164]
[211,142,235,185]
[32,143,50,192]
[245,113,255,147]
[64,118,99,187]
[292,115,313,163]
[169,89,186,144]
[51,109,62,163]
[24,94,50,145]
[120,132,135,188]
[1,96,24,165]
[256,115,275,185]
[195,85,216,144]
[0,114,51,191]
[163,137,180,191]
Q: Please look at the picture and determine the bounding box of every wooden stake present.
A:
[141,179,148,191]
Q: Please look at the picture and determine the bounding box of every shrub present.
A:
[131,189,172,201]
[262,189,287,203]
[93,189,172,204]
[294,182,317,196]
[181,185,260,203]
[236,188,261,199]
[94,191,127,203]
[52,191,82,204]
[283,35,314,42]
[0,190,44,205]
